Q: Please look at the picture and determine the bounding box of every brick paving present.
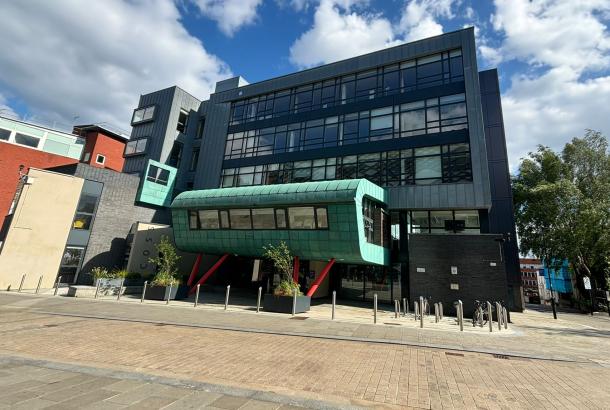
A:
[0,293,609,408]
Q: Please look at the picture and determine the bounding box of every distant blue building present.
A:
[543,260,573,294]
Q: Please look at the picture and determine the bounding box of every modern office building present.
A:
[126,28,521,311]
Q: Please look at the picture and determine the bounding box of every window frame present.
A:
[95,154,106,165]
[131,105,156,125]
[124,137,148,157]
[146,165,170,186]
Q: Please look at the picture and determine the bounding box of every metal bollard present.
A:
[166,284,172,305]
[256,286,262,313]
[18,274,26,292]
[94,279,101,299]
[496,302,502,331]
[373,294,378,324]
[503,307,508,329]
[141,281,147,303]
[403,298,408,316]
[36,275,43,294]
[117,279,124,301]
[487,301,493,332]
[332,290,336,320]
[194,284,200,308]
[419,296,424,328]
[414,301,419,321]
[292,288,297,316]
[225,285,230,310]
[54,276,62,296]
[439,302,443,320]
[394,300,399,319]
[458,300,463,331]
[435,303,439,323]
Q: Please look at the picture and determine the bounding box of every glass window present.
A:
[147,165,170,185]
[132,106,155,124]
[0,128,10,141]
[229,209,251,229]
[430,211,453,229]
[177,110,188,133]
[275,209,287,228]
[58,246,85,283]
[370,115,393,131]
[95,154,105,164]
[189,210,199,229]
[252,208,276,229]
[168,142,183,168]
[190,148,200,171]
[455,210,479,228]
[198,210,219,229]
[76,194,98,214]
[124,138,148,156]
[415,156,441,182]
[14,133,40,148]
[196,119,205,139]
[288,207,316,229]
[411,211,429,233]
[72,214,92,230]
[220,210,230,228]
[400,110,425,135]
[316,207,328,229]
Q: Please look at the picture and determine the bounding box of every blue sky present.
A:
[0,0,609,169]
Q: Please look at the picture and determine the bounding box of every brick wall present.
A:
[81,132,125,172]
[408,234,509,316]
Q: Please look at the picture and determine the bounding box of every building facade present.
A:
[126,28,521,311]
[519,258,543,304]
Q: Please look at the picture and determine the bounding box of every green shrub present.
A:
[149,236,181,287]
[111,268,129,279]
[263,241,301,296]
[91,267,111,280]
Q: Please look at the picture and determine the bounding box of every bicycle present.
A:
[472,300,494,327]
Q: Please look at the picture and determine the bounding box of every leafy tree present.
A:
[149,235,181,286]
[263,241,301,296]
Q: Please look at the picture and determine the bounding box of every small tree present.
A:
[148,235,181,286]
[263,241,301,296]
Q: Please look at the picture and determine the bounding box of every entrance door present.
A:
[338,264,400,303]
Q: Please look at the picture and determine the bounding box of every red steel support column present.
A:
[189,253,229,295]
[187,253,203,286]
[293,256,300,284]
[306,258,336,297]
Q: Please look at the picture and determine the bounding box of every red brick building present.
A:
[74,124,128,172]
[519,258,543,304]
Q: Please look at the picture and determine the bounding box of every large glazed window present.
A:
[0,128,10,141]
[14,133,40,148]
[288,207,316,229]
[199,210,219,229]
[362,198,389,247]
[187,206,328,230]
[132,105,155,124]
[408,210,481,234]
[147,165,170,185]
[252,208,276,229]
[229,209,252,229]
[72,193,98,230]
[124,138,148,156]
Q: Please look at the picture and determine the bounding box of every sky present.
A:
[0,0,609,171]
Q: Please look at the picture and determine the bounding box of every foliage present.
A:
[90,267,112,281]
[148,236,181,287]
[263,241,301,296]
[110,268,129,279]
[513,130,610,296]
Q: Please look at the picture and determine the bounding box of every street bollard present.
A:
[373,294,378,324]
[414,301,419,321]
[225,285,230,310]
[419,296,424,328]
[496,302,502,331]
[440,302,443,320]
[166,284,172,305]
[503,307,508,329]
[458,300,463,331]
[332,291,336,320]
[292,288,297,316]
[94,279,101,299]
[487,301,493,332]
[256,286,262,313]
[54,276,62,296]
[36,275,43,294]
[194,284,200,308]
[394,300,399,319]
[18,274,26,292]
[141,281,147,303]
[117,279,124,301]
[403,298,408,316]
[435,303,439,323]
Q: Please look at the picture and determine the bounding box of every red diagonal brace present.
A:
[187,253,203,286]
[306,258,335,297]
[189,253,229,295]
[293,256,299,284]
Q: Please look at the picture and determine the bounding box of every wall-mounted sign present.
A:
[489,262,497,267]
[583,276,591,290]
[451,266,458,275]
[450,283,459,290]
[416,267,425,273]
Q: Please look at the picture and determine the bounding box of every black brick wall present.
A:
[408,234,509,317]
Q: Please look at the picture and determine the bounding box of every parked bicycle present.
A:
[472,300,494,327]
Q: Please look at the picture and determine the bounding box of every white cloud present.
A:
[0,93,17,118]
[0,0,231,133]
[192,0,263,37]
[488,0,610,169]
[289,0,458,68]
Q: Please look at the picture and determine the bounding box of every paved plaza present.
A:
[0,292,609,409]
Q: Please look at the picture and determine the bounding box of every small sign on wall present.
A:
[416,267,426,273]
[450,283,459,290]
[489,262,497,267]
[451,266,458,275]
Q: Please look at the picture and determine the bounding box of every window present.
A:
[220,210,230,228]
[196,119,205,139]
[288,207,316,229]
[409,210,480,234]
[0,128,10,141]
[95,154,105,165]
[132,105,155,124]
[229,209,251,229]
[316,207,328,229]
[275,209,287,228]
[72,193,98,230]
[199,210,219,229]
[58,246,85,283]
[252,208,275,229]
[83,152,91,162]
[168,142,183,168]
[14,133,40,148]
[124,138,148,156]
[177,110,188,133]
[188,210,199,229]
[414,147,441,184]
[190,148,200,171]
[147,165,170,185]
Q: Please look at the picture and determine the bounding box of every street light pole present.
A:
[546,269,557,319]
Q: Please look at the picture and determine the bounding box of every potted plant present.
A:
[145,236,187,300]
[91,267,123,288]
[262,241,311,313]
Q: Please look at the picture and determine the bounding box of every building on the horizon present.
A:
[519,258,543,304]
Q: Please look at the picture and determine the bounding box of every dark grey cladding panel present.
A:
[195,102,231,189]
[388,183,483,210]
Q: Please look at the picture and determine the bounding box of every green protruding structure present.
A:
[171,179,390,266]
[136,160,177,207]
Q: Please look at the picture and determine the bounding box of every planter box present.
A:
[263,294,311,314]
[144,285,188,301]
[97,278,124,287]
